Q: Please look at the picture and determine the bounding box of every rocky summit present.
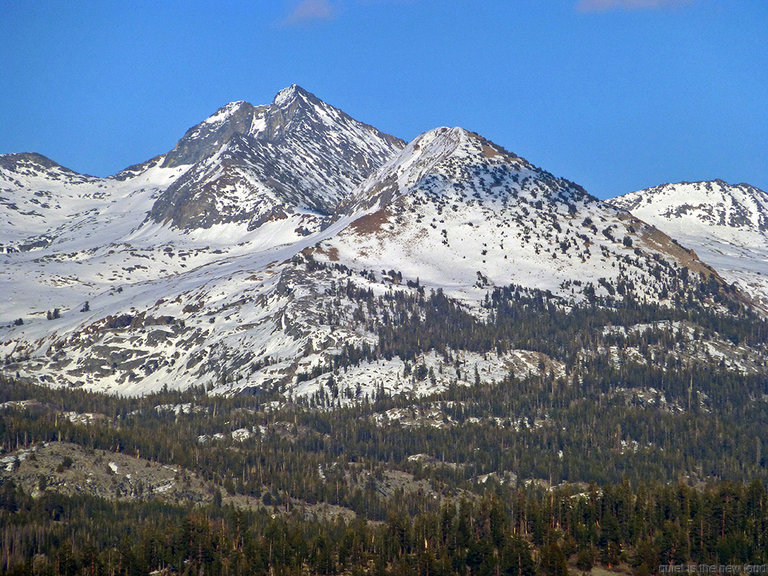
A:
[0,86,766,400]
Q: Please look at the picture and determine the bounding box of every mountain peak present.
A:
[150,85,405,229]
[0,152,66,172]
[262,85,335,141]
[412,126,519,162]
[610,179,768,309]
[611,179,768,237]
[201,100,253,125]
[272,84,315,108]
[0,152,98,181]
[343,125,570,218]
[161,101,265,168]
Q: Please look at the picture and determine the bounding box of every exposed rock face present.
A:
[149,85,405,229]
[162,101,268,168]
[0,152,67,172]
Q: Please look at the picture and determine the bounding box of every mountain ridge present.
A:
[148,85,405,230]
[320,124,726,307]
[1,86,765,399]
[611,179,768,310]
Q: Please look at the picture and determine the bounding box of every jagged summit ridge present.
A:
[149,85,405,229]
[162,85,402,169]
[273,84,311,106]
[161,101,268,168]
[264,84,326,140]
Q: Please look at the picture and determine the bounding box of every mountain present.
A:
[0,153,102,251]
[148,85,405,230]
[4,92,768,576]
[611,180,768,309]
[0,151,189,319]
[0,86,406,396]
[319,126,721,304]
[0,88,763,402]
[0,85,404,329]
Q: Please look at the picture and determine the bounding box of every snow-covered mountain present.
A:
[1,153,138,251]
[0,86,404,320]
[149,85,405,230]
[320,126,718,304]
[0,88,759,399]
[0,86,406,396]
[0,151,190,317]
[611,180,768,309]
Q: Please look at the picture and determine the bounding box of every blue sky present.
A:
[1,0,766,199]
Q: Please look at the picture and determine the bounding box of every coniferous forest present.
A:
[1,278,767,575]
